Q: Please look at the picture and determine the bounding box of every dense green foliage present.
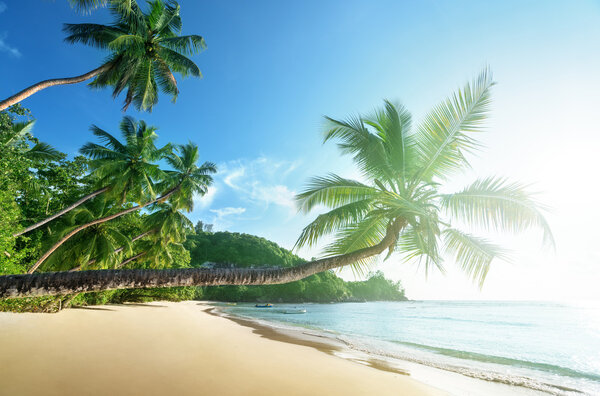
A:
[185,231,305,268]
[0,105,90,275]
[0,104,214,311]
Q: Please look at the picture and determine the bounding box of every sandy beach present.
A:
[0,301,443,396]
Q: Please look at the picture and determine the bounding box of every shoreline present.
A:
[210,303,555,396]
[0,301,443,396]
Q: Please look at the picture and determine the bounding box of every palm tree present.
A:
[0,70,553,298]
[294,69,553,285]
[13,116,167,237]
[27,142,216,273]
[0,0,205,112]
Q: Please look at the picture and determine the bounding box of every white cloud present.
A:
[218,157,298,212]
[252,184,296,210]
[0,32,21,58]
[223,167,245,190]
[210,207,246,218]
[209,206,247,231]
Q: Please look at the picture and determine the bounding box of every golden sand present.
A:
[0,301,443,396]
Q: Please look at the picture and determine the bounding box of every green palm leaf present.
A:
[415,68,494,180]
[295,199,374,249]
[440,176,554,246]
[323,214,389,276]
[296,174,377,213]
[442,228,508,287]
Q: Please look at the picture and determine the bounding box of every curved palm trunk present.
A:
[0,220,404,299]
[28,186,180,274]
[13,187,110,237]
[0,63,111,111]
[68,229,156,272]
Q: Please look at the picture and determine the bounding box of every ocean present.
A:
[218,301,600,395]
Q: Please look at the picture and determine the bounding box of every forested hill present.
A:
[185,232,305,268]
[184,230,408,303]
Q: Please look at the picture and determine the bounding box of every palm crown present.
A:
[162,143,217,212]
[64,0,205,111]
[295,69,553,286]
[80,116,170,204]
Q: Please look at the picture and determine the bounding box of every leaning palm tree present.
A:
[27,142,216,273]
[0,70,553,298]
[294,70,552,285]
[0,0,205,112]
[13,116,167,237]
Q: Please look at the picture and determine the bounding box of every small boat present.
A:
[284,309,306,314]
[255,303,273,308]
[225,302,237,306]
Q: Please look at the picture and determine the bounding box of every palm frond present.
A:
[364,100,416,185]
[159,35,206,55]
[442,228,508,287]
[157,47,201,77]
[295,199,374,249]
[63,23,125,49]
[415,68,494,180]
[1,120,35,147]
[440,176,554,246]
[25,142,62,161]
[295,174,378,213]
[323,214,389,276]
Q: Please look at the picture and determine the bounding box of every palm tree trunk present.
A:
[0,220,405,299]
[28,186,181,274]
[0,63,112,111]
[68,229,156,272]
[13,186,110,237]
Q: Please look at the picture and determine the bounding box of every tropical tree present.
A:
[294,69,553,285]
[13,116,167,237]
[27,142,216,273]
[0,0,205,112]
[0,70,553,298]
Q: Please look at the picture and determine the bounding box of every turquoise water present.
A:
[220,301,600,395]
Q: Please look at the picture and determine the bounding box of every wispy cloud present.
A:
[0,4,20,58]
[219,156,299,212]
[210,207,246,218]
[0,33,21,58]
[251,184,296,210]
[188,155,301,231]
[209,206,247,230]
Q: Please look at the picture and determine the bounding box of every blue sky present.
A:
[1,0,599,300]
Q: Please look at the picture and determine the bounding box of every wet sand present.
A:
[0,301,443,396]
